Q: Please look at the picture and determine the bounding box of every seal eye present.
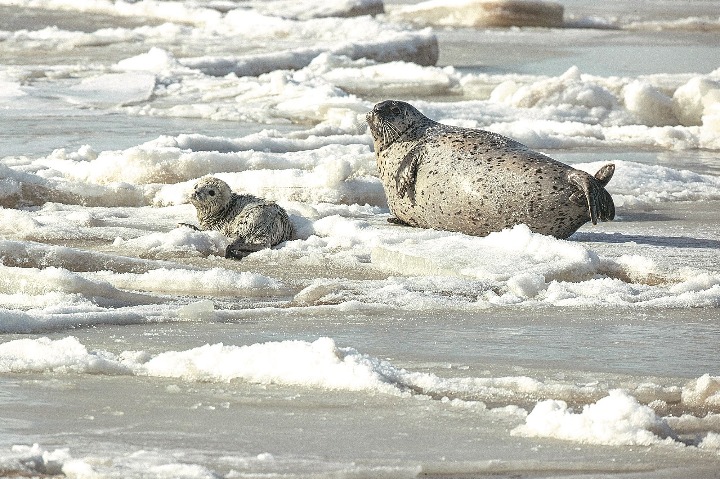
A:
[208,190,215,197]
[390,106,401,115]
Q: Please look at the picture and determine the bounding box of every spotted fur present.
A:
[186,176,294,259]
[366,100,615,239]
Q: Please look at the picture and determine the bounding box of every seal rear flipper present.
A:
[567,171,615,225]
[594,163,615,187]
[225,239,268,259]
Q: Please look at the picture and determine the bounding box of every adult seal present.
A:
[180,176,294,259]
[366,100,615,239]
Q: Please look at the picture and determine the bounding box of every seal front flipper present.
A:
[567,169,615,225]
[387,216,412,226]
[395,145,425,202]
[178,222,200,231]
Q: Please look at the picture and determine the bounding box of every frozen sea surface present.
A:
[1,0,719,477]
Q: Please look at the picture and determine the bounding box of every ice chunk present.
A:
[181,30,439,77]
[64,72,156,108]
[512,390,674,446]
[140,337,401,393]
[390,0,564,28]
[0,263,157,309]
[682,374,720,408]
[116,47,190,74]
[114,228,229,258]
[0,78,26,99]
[0,336,131,374]
[623,80,677,127]
[177,300,215,321]
[0,239,189,274]
[371,224,600,285]
[94,268,287,297]
[673,76,720,126]
[699,432,720,450]
[247,0,384,20]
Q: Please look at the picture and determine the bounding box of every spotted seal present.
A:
[366,100,615,239]
[180,176,294,259]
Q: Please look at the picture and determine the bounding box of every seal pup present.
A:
[180,176,294,259]
[366,100,615,239]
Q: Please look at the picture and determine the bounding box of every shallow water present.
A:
[437,28,720,76]
[1,0,719,477]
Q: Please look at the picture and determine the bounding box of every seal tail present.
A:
[568,164,616,225]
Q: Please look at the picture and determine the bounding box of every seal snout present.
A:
[366,107,382,136]
[366,102,386,123]
[188,184,202,203]
[365,110,374,124]
[367,100,399,121]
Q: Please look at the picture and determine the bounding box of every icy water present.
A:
[1,0,720,477]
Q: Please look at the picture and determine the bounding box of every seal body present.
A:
[183,176,294,259]
[366,100,615,239]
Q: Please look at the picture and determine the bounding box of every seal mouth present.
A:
[189,188,208,206]
[365,109,384,144]
[374,120,403,152]
[365,109,380,135]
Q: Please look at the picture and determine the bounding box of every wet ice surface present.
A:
[1,0,720,477]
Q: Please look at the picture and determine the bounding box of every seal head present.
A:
[189,176,234,224]
[366,100,431,153]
